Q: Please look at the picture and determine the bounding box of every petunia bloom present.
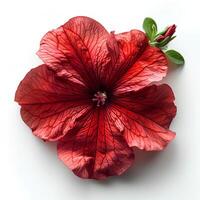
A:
[15,16,176,179]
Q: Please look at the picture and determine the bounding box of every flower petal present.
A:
[106,30,148,85]
[37,16,111,89]
[115,84,177,129]
[57,107,134,179]
[114,46,168,94]
[111,101,175,151]
[15,64,91,141]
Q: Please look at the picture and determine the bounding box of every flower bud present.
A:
[156,24,176,42]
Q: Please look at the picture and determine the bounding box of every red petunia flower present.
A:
[15,16,176,179]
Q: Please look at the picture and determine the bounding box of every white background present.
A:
[0,0,199,199]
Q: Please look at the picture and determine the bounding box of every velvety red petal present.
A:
[37,16,112,89]
[106,30,148,86]
[15,64,91,141]
[114,46,168,95]
[57,107,134,179]
[115,84,177,129]
[111,103,175,151]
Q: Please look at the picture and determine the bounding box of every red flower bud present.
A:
[165,24,176,37]
[156,24,176,42]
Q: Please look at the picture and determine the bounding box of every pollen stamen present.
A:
[92,91,107,107]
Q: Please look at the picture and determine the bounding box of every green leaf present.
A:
[143,17,157,41]
[165,50,185,65]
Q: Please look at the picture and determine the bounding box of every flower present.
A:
[15,16,176,179]
[156,24,176,42]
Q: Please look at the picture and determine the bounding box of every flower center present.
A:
[92,91,107,107]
